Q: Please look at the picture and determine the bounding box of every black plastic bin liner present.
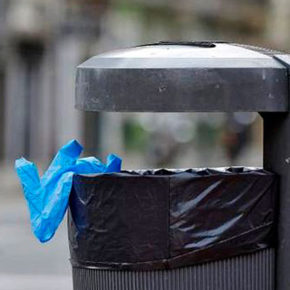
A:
[68,167,277,270]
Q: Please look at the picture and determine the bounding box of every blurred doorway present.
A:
[0,66,4,160]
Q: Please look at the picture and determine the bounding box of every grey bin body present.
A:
[72,42,290,290]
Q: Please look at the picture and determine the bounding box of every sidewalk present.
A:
[0,166,72,290]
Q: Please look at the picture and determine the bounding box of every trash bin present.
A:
[71,42,290,290]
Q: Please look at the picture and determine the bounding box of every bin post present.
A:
[263,113,290,290]
[262,54,290,290]
[262,113,290,290]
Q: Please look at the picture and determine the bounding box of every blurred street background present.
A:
[0,0,289,289]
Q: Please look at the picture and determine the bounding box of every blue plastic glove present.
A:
[15,140,122,243]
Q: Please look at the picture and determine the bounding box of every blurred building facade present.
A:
[0,0,105,162]
[0,0,289,166]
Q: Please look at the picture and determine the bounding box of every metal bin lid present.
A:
[75,41,290,112]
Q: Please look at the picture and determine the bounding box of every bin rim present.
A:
[74,166,274,178]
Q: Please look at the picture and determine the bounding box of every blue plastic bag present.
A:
[15,140,122,243]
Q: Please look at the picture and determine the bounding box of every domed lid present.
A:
[75,41,290,112]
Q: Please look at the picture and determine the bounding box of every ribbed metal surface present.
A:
[72,249,275,290]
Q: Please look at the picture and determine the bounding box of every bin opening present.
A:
[69,166,277,271]
[76,167,268,177]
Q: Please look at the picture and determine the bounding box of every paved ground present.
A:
[0,167,72,290]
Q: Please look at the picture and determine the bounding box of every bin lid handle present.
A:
[139,41,218,48]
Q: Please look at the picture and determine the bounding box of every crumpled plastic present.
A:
[15,139,122,243]
[68,167,277,270]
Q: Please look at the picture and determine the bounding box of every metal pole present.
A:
[263,54,290,290]
[263,112,290,290]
